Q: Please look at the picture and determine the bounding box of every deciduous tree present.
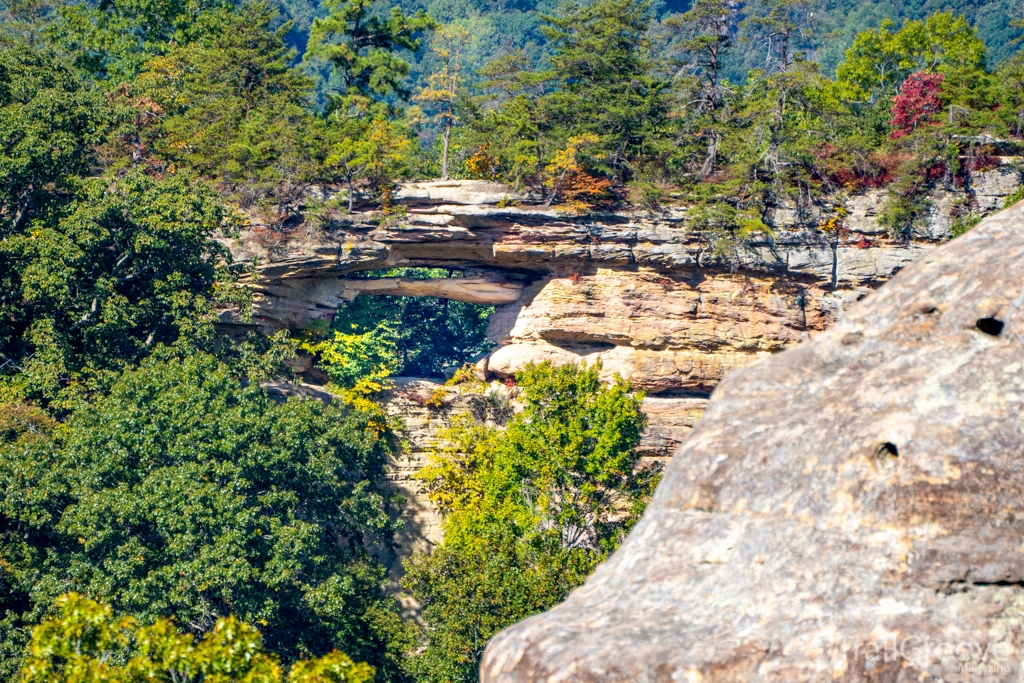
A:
[414,26,472,180]
[20,592,375,683]
[836,13,987,101]
[404,361,657,683]
[0,352,413,680]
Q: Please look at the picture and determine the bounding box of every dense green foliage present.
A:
[306,0,435,113]
[404,362,656,682]
[134,2,320,188]
[336,270,493,377]
[277,0,1023,96]
[298,268,493,394]
[0,352,412,680]
[2,0,1024,678]
[1,168,228,400]
[452,3,1024,245]
[21,592,375,682]
[8,0,1022,235]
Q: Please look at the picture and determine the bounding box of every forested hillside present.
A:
[283,0,1024,95]
[1,0,1024,679]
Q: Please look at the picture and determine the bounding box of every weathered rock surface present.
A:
[480,200,1024,683]
[396,179,523,206]
[379,379,470,558]
[256,275,523,325]
[486,271,845,392]
[225,172,1019,397]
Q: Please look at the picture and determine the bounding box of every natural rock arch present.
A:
[224,177,1022,598]
[223,177,1023,390]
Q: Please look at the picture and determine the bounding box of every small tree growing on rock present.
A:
[413,25,472,180]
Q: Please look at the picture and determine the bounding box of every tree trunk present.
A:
[441,124,452,180]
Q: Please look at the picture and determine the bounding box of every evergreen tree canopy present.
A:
[52,0,235,82]
[538,0,670,181]
[306,0,436,113]
[136,1,321,187]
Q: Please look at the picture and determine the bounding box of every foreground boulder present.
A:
[481,202,1024,682]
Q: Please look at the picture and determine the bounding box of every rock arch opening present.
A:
[307,267,501,380]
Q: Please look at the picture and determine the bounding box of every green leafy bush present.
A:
[302,322,401,391]
[20,592,375,683]
[0,352,412,681]
[403,361,658,682]
[950,212,983,237]
[1003,184,1024,208]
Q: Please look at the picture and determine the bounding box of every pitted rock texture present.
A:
[480,200,1024,682]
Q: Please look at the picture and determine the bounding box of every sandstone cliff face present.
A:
[480,200,1024,683]
[226,170,1019,399]
[485,271,840,393]
[224,171,1019,458]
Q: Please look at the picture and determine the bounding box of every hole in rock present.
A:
[877,442,899,458]
[976,317,1004,336]
[315,268,497,380]
[874,442,899,471]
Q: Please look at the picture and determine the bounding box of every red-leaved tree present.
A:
[889,71,945,139]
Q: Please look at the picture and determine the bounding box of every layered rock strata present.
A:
[481,200,1024,683]
[224,171,1020,449]
[227,171,1020,399]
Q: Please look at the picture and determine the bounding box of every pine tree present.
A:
[742,0,816,73]
[135,1,317,187]
[538,0,670,182]
[305,0,435,115]
[665,0,732,113]
[663,0,734,178]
